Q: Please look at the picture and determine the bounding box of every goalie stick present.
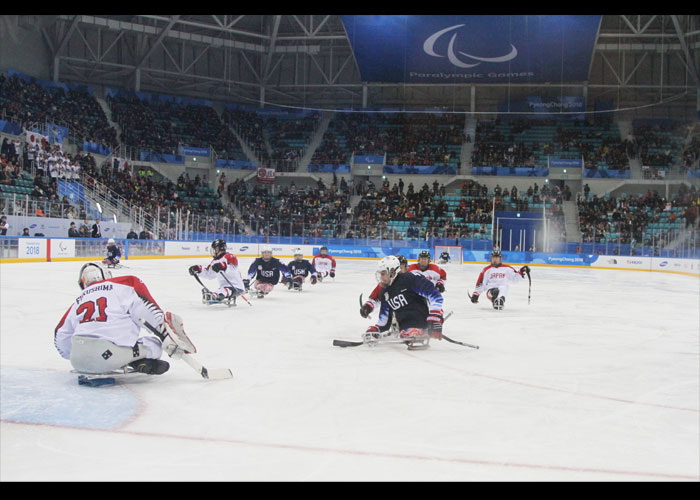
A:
[140,316,233,380]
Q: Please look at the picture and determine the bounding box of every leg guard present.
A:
[70,336,148,374]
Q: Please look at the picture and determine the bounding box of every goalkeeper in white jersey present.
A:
[54,263,179,375]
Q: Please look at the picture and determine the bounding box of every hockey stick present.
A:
[525,268,531,304]
[140,318,233,380]
[218,271,253,306]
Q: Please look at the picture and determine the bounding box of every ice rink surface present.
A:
[1,257,698,481]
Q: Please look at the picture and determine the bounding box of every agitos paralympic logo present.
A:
[422,24,518,69]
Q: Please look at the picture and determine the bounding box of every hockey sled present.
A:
[71,367,144,387]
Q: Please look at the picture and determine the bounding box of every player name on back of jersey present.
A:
[76,282,114,302]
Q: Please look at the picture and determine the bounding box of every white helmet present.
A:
[79,262,112,290]
[375,255,401,286]
[261,245,273,259]
[107,238,115,245]
[293,247,303,259]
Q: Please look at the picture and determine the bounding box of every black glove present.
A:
[188,265,202,276]
[360,302,374,318]
[519,265,530,277]
[470,293,479,304]
[211,262,226,273]
[329,269,336,278]
[435,281,445,293]
[310,275,318,285]
[243,279,250,291]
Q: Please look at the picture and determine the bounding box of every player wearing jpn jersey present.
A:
[246,246,292,298]
[102,238,122,268]
[286,248,318,291]
[189,239,246,303]
[312,246,336,281]
[469,247,530,310]
[363,256,444,345]
[407,250,447,293]
[54,263,180,375]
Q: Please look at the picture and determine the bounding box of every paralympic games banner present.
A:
[341,15,602,84]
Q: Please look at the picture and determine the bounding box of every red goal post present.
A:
[433,245,463,264]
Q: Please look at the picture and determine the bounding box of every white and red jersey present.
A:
[312,253,336,274]
[54,276,164,360]
[363,282,384,312]
[200,252,245,291]
[472,264,522,297]
[407,263,446,288]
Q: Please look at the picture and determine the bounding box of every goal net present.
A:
[434,245,463,265]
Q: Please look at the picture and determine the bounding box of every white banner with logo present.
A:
[50,238,76,259]
[18,238,47,259]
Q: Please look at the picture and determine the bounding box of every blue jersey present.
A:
[106,245,121,261]
[287,259,317,278]
[247,257,291,285]
[375,272,443,331]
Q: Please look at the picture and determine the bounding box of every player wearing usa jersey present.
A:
[438,251,451,265]
[363,256,444,345]
[360,255,408,318]
[102,238,122,267]
[407,250,446,292]
[312,246,336,280]
[189,239,246,302]
[286,248,318,291]
[469,247,530,310]
[246,246,292,298]
[54,263,173,375]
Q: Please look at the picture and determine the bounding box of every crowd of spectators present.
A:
[577,183,699,248]
[107,94,237,155]
[471,119,537,167]
[0,74,117,147]
[227,177,351,238]
[310,113,465,167]
[264,113,321,170]
[222,108,270,163]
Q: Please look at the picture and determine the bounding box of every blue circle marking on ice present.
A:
[0,366,140,430]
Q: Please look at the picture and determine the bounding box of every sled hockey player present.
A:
[102,238,122,268]
[188,239,246,304]
[54,263,190,377]
[469,247,530,310]
[360,255,408,337]
[363,255,444,348]
[312,246,336,281]
[438,250,451,265]
[407,250,447,293]
[285,248,318,291]
[246,245,292,298]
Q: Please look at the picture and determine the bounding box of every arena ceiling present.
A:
[32,15,700,114]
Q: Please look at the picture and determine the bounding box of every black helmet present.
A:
[396,254,407,267]
[320,246,328,253]
[418,250,431,260]
[211,239,226,256]
[491,246,502,258]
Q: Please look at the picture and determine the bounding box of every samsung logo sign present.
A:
[659,261,668,267]
[239,246,249,251]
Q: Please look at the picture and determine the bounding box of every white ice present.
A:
[1,258,698,481]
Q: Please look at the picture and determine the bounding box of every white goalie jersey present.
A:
[54,276,165,360]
